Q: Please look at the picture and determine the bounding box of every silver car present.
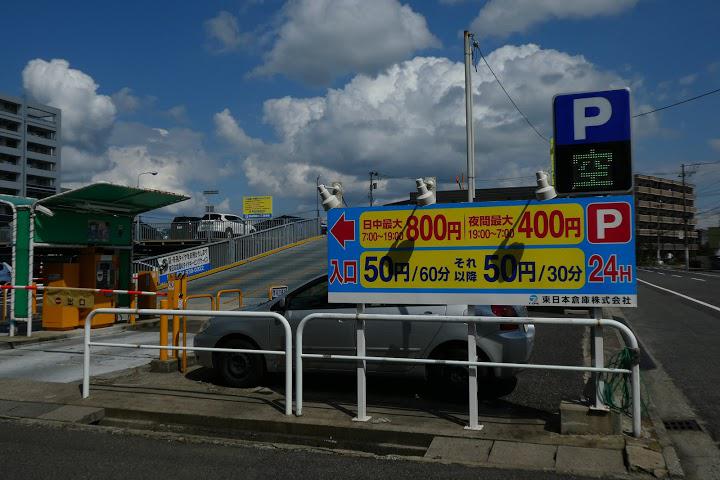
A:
[194,275,535,396]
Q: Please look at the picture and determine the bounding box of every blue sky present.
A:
[2,0,719,224]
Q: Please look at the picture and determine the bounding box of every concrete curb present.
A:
[606,307,685,478]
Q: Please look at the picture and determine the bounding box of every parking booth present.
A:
[0,182,188,333]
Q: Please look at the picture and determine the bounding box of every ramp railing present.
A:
[295,312,642,437]
[132,218,320,275]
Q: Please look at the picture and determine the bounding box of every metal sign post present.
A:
[353,303,371,422]
[590,307,607,410]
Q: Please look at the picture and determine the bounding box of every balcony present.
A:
[26,124,56,141]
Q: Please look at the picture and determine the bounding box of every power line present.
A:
[473,41,550,144]
[633,87,720,118]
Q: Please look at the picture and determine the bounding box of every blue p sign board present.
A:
[553,88,632,195]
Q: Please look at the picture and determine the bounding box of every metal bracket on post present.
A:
[353,304,371,422]
[465,319,483,431]
[590,307,608,411]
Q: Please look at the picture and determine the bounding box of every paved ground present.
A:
[0,330,194,383]
[628,268,720,441]
[0,419,597,480]
[188,237,327,305]
[0,236,588,418]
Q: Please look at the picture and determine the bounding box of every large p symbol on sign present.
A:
[588,202,631,243]
[573,97,612,140]
[596,209,622,240]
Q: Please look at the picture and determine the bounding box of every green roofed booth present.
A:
[0,182,188,336]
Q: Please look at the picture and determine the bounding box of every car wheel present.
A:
[217,338,265,388]
[427,347,498,396]
[225,228,234,239]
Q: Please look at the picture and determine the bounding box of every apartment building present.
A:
[634,173,696,263]
[0,94,61,198]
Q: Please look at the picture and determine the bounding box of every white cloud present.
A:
[472,0,639,38]
[22,58,116,151]
[219,44,630,203]
[60,146,111,182]
[678,73,698,85]
[253,0,439,85]
[204,11,250,53]
[709,139,720,152]
[214,108,264,149]
[166,105,189,124]
[19,58,218,215]
[111,87,140,113]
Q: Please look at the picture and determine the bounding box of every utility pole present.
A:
[316,175,320,219]
[368,171,378,206]
[464,31,475,202]
[656,200,662,264]
[681,163,689,270]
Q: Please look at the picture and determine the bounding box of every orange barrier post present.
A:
[183,294,216,311]
[31,283,38,315]
[215,289,243,310]
[2,288,6,323]
[159,299,169,361]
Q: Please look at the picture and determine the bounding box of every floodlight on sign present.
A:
[535,171,557,201]
[415,178,436,206]
[318,184,342,211]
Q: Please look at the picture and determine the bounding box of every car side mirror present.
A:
[274,297,286,311]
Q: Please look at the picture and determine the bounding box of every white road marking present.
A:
[657,272,665,275]
[672,275,681,278]
[689,271,720,279]
[638,279,720,313]
[692,278,706,282]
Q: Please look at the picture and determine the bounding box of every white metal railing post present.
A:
[591,307,607,410]
[465,321,482,430]
[82,308,293,416]
[296,316,304,416]
[632,363,641,436]
[353,304,371,422]
[82,309,95,398]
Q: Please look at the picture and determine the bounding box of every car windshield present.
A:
[225,215,241,222]
[287,279,328,310]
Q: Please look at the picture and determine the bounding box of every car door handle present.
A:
[423,311,433,315]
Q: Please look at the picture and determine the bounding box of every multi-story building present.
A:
[0,94,61,198]
[634,174,696,264]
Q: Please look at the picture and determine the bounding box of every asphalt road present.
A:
[0,419,594,480]
[626,268,720,441]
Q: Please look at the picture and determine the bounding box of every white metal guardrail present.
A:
[132,218,320,275]
[82,308,293,416]
[295,313,642,437]
[134,218,318,243]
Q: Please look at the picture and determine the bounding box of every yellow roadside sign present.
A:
[243,196,273,219]
[47,290,95,308]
